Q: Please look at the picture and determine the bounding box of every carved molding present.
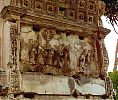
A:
[1,5,110,37]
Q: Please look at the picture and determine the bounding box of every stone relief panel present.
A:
[19,25,98,78]
[74,36,98,78]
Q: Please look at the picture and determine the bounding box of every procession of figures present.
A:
[19,26,99,77]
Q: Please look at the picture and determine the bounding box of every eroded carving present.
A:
[37,44,45,66]
[79,49,87,71]
[105,77,113,97]
[41,28,55,50]
[29,40,38,65]
[9,0,98,25]
[20,39,29,63]
[19,26,99,77]
[100,38,109,77]
[0,85,8,95]
[10,0,22,7]
[0,0,113,99]
[9,22,20,94]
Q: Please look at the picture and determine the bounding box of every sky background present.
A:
[101,16,118,72]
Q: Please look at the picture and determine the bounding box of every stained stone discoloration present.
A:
[0,0,113,99]
[68,77,75,94]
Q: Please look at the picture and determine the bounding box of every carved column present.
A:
[9,21,21,94]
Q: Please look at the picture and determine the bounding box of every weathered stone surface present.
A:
[22,74,106,96]
[75,78,105,95]
[0,0,113,99]
[22,74,70,95]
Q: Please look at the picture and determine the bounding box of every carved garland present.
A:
[10,22,20,94]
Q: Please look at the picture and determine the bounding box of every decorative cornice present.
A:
[1,6,110,36]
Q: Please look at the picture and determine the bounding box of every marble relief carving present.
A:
[19,25,97,77]
[9,22,20,93]
[0,0,113,99]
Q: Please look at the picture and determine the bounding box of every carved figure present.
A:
[77,47,84,67]
[86,50,92,65]
[27,39,33,51]
[20,40,29,63]
[46,50,54,66]
[62,45,70,67]
[29,47,37,64]
[105,77,113,96]
[37,45,45,65]
[53,46,62,68]
[79,49,87,72]
[29,40,38,64]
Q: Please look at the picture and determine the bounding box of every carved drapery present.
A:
[9,21,20,94]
